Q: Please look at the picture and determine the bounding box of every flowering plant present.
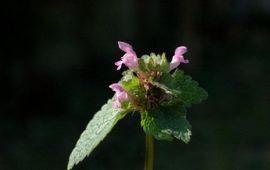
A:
[67,42,207,170]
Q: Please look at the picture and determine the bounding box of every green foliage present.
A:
[121,70,140,91]
[67,100,127,170]
[121,70,147,108]
[172,70,208,106]
[157,69,208,108]
[67,54,208,169]
[138,53,169,73]
[140,69,207,142]
[141,107,192,143]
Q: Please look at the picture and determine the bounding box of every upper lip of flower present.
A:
[109,83,124,93]
[118,41,134,53]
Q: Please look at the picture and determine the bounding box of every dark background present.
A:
[1,0,270,170]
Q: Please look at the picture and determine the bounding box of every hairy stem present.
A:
[144,134,154,170]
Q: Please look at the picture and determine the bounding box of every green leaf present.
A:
[141,111,173,141]
[141,106,192,143]
[67,100,126,170]
[156,69,208,107]
[138,53,170,73]
[150,80,178,96]
[141,69,206,143]
[159,53,169,72]
[121,70,146,104]
[172,69,208,107]
[121,70,140,91]
[138,55,150,72]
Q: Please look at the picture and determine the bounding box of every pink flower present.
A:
[169,46,189,71]
[109,83,129,108]
[115,41,138,70]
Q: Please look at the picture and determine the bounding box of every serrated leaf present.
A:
[141,69,206,143]
[67,100,126,170]
[141,111,173,141]
[172,69,208,107]
[150,80,178,95]
[141,107,191,143]
[156,69,208,107]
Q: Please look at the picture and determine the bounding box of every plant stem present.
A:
[144,134,154,170]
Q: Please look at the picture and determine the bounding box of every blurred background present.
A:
[1,0,270,169]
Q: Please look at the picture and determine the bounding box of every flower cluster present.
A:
[109,41,188,109]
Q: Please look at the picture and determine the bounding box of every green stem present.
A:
[144,134,154,170]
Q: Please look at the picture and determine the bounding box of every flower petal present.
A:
[175,46,187,57]
[109,83,124,93]
[109,83,129,108]
[112,100,121,108]
[116,41,139,70]
[118,41,133,53]
[115,60,123,70]
[169,46,188,71]
[121,53,138,69]
[117,91,129,103]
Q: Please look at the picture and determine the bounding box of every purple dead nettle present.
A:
[109,83,129,108]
